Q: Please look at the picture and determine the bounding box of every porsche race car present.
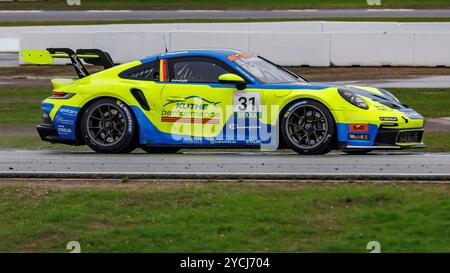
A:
[21,48,426,154]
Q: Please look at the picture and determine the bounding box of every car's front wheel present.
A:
[281,100,336,155]
[80,98,137,153]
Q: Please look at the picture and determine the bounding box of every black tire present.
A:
[141,146,181,154]
[342,149,372,155]
[281,100,336,155]
[80,98,137,153]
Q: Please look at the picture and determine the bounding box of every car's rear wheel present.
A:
[141,146,181,154]
[281,100,335,155]
[80,98,137,153]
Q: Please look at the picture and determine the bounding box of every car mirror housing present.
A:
[218,73,246,90]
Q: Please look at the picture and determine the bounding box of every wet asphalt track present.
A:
[0,150,449,180]
[0,9,450,22]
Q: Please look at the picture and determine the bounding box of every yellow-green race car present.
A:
[22,48,426,154]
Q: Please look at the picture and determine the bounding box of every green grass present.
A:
[0,87,50,100]
[1,0,450,10]
[2,17,450,27]
[0,87,47,125]
[0,182,449,252]
[0,102,43,124]
[422,132,450,153]
[387,88,450,118]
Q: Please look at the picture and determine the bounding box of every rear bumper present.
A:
[36,113,80,145]
[36,124,60,143]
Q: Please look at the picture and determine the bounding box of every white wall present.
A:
[170,31,250,52]
[94,31,171,63]
[414,32,450,66]
[10,22,450,66]
[330,33,415,66]
[0,38,19,52]
[323,22,398,33]
[398,23,450,32]
[249,32,330,66]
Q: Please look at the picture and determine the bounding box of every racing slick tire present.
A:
[80,98,137,153]
[281,100,335,155]
[141,146,181,154]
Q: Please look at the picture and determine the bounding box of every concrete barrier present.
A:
[170,31,250,52]
[249,32,330,66]
[178,23,249,31]
[398,23,450,32]
[94,31,171,63]
[12,22,450,67]
[414,32,450,66]
[323,22,398,33]
[248,21,323,32]
[0,38,19,52]
[330,32,414,66]
[177,22,324,32]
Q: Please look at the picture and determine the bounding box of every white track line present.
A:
[1,171,449,178]
[0,10,43,13]
[85,10,131,13]
[367,9,415,12]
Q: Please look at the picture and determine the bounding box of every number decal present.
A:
[238,97,248,111]
[233,92,261,113]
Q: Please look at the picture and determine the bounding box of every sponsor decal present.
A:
[53,105,80,140]
[349,133,370,140]
[380,117,398,121]
[349,124,369,132]
[229,123,261,130]
[117,100,133,134]
[162,96,221,124]
[163,96,220,109]
[162,117,219,124]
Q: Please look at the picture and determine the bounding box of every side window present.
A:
[119,61,160,81]
[168,57,235,83]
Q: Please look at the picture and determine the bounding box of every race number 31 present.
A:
[233,92,261,112]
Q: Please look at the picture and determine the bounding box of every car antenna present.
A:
[163,35,168,53]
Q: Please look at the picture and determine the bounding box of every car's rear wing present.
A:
[21,48,115,79]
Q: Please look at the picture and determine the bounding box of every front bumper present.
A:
[340,128,426,150]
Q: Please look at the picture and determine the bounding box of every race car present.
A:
[21,48,426,154]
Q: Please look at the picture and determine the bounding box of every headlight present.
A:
[338,89,369,110]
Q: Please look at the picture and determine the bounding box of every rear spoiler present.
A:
[21,48,115,79]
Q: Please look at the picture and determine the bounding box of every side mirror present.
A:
[218,73,246,90]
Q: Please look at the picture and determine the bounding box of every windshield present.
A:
[229,54,306,84]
